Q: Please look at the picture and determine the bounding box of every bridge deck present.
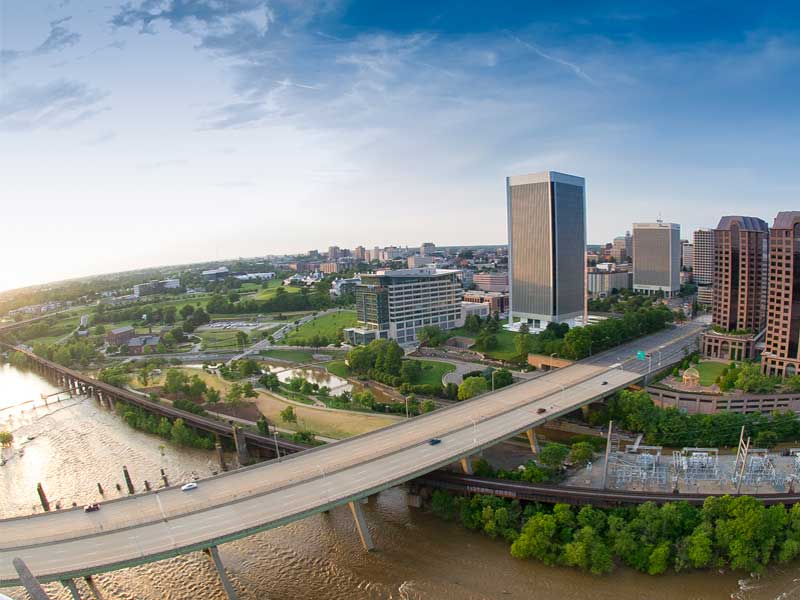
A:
[0,363,640,584]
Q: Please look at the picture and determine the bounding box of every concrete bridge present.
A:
[0,322,704,598]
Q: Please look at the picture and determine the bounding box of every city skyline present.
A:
[3,1,800,291]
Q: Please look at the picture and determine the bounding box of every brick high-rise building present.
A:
[763,212,800,377]
[702,215,769,361]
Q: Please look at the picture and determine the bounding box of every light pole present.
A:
[273,431,281,462]
[404,396,409,419]
[491,370,497,392]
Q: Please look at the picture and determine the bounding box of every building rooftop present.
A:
[373,268,460,278]
[110,325,134,335]
[772,212,800,230]
[716,215,769,233]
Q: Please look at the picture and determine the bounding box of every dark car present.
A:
[429,438,442,446]
[84,503,100,513]
[537,407,547,414]
[601,381,608,386]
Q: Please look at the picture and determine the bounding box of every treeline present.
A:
[115,401,216,450]
[206,289,334,315]
[587,389,800,448]
[33,338,102,368]
[431,491,800,575]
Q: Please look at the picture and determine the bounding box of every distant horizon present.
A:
[3,2,798,297]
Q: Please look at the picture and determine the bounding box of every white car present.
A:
[181,482,198,492]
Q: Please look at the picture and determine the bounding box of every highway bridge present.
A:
[0,322,704,596]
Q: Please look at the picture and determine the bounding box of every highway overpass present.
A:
[0,322,703,594]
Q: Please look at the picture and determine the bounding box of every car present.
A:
[536,407,547,414]
[428,438,442,446]
[181,482,198,492]
[601,381,608,386]
[84,503,100,513]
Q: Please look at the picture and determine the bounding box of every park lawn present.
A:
[415,359,456,386]
[695,360,729,387]
[261,348,317,363]
[446,327,520,361]
[254,282,301,300]
[326,360,351,378]
[281,311,358,345]
[198,330,246,351]
[146,367,399,439]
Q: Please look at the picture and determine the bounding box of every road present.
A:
[0,321,704,586]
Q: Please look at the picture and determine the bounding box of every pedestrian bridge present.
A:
[1,361,640,589]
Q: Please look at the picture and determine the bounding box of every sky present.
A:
[1,1,800,292]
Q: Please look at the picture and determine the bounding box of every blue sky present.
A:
[1,1,800,291]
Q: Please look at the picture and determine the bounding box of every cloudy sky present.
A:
[1,1,799,292]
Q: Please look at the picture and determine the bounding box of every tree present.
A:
[259,372,281,391]
[569,442,594,465]
[164,368,188,395]
[515,332,532,362]
[475,329,497,351]
[280,405,298,424]
[539,443,570,470]
[241,382,257,398]
[401,360,423,384]
[418,325,448,347]
[492,368,514,389]
[458,376,488,401]
[235,330,249,350]
[205,388,221,404]
[511,513,560,565]
[225,383,244,406]
[186,375,208,400]
[138,368,150,387]
[464,314,483,334]
[180,304,195,319]
[421,399,436,413]
[0,431,13,447]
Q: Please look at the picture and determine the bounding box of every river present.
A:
[1,363,799,599]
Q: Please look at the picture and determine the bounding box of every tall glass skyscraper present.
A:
[506,171,586,329]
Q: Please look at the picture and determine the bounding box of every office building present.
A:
[473,272,509,292]
[632,222,681,296]
[507,171,586,329]
[611,233,632,263]
[462,290,510,315]
[702,216,769,361]
[681,240,694,271]
[343,268,463,345]
[354,246,366,261]
[763,212,800,377]
[328,246,341,260]
[693,228,715,305]
[587,268,633,298]
[420,242,436,257]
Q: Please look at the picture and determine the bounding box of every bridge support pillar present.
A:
[460,457,473,475]
[348,501,374,551]
[13,557,52,600]
[232,425,251,466]
[525,429,540,454]
[204,546,239,600]
[61,578,82,600]
[84,575,104,599]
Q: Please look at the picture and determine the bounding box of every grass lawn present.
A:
[198,330,245,352]
[254,281,302,300]
[261,348,317,363]
[446,327,520,361]
[326,360,351,378]
[281,311,358,345]
[416,359,456,386]
[695,361,729,387]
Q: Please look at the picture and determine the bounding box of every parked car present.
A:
[601,381,608,386]
[536,407,547,414]
[428,438,442,446]
[84,503,100,513]
[181,482,198,492]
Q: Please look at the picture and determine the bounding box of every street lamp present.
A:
[273,431,281,462]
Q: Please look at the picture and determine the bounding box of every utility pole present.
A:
[601,421,614,489]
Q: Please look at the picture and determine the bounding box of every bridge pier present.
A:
[84,575,104,599]
[348,500,374,551]
[204,546,239,600]
[232,425,251,466]
[525,429,540,454]
[13,557,52,600]
[459,457,473,475]
[61,578,82,600]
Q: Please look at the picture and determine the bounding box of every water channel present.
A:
[1,363,799,599]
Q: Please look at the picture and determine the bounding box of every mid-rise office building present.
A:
[420,242,436,257]
[693,228,715,305]
[611,233,632,263]
[681,240,694,271]
[632,221,681,297]
[343,268,464,346]
[702,216,769,361]
[354,246,366,261]
[507,171,586,329]
[462,290,510,315]
[328,246,341,260]
[473,272,509,292]
[587,268,633,298]
[763,212,800,377]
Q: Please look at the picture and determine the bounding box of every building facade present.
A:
[611,233,632,263]
[354,246,366,261]
[462,290,510,315]
[693,228,715,306]
[681,240,694,272]
[344,268,464,345]
[763,212,800,377]
[702,216,769,361]
[320,262,341,274]
[507,171,586,329]
[632,221,681,296]
[420,242,436,257]
[473,272,509,292]
[587,269,633,298]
